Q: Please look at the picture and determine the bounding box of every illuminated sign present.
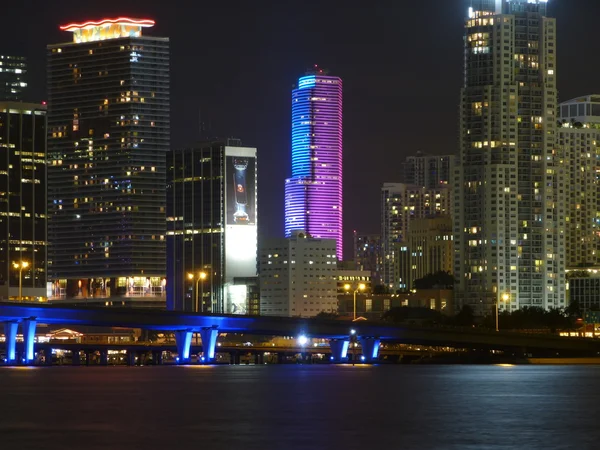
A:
[59,17,155,43]
[224,147,258,314]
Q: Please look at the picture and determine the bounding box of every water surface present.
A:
[0,365,598,449]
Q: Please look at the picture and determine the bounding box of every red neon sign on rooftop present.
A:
[60,17,155,32]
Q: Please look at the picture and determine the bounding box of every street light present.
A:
[496,293,510,332]
[12,261,29,301]
[187,271,208,313]
[344,282,366,321]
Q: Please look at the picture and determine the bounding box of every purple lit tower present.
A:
[285,67,343,260]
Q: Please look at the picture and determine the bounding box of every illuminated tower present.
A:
[46,18,170,305]
[454,0,565,315]
[285,67,343,260]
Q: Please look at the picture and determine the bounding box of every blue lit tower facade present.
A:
[285,68,343,260]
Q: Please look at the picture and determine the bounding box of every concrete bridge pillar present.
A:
[100,350,108,366]
[4,321,18,364]
[175,330,193,364]
[22,318,36,364]
[44,349,53,366]
[329,339,350,363]
[72,350,81,366]
[200,326,219,362]
[359,337,381,363]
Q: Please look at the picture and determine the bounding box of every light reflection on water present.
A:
[0,365,598,450]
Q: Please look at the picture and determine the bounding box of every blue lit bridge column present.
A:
[329,339,350,363]
[200,326,219,363]
[359,337,381,363]
[175,329,193,364]
[22,318,36,365]
[4,321,18,364]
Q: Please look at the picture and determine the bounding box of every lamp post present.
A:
[12,261,29,301]
[344,282,366,321]
[496,293,510,332]
[188,271,208,313]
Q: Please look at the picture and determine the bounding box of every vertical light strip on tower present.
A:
[285,69,343,260]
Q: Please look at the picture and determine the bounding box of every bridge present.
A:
[1,302,599,365]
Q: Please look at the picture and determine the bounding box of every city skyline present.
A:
[1,1,600,256]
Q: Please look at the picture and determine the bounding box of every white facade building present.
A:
[259,231,337,317]
[558,96,600,268]
[454,0,566,315]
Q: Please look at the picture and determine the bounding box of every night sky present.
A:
[1,0,598,258]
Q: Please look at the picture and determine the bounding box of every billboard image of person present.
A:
[226,156,256,225]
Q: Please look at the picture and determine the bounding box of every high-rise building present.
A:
[353,232,383,285]
[454,0,565,316]
[167,140,257,314]
[0,102,47,301]
[396,216,453,292]
[285,67,343,260]
[403,152,455,189]
[558,95,600,268]
[259,231,337,317]
[46,18,170,306]
[0,55,27,101]
[381,183,451,290]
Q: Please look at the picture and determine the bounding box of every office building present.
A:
[167,140,257,314]
[46,18,170,305]
[353,232,383,285]
[558,95,600,268]
[0,55,27,101]
[285,67,343,260]
[403,152,455,189]
[259,231,337,317]
[396,216,453,292]
[567,268,600,314]
[381,183,450,290]
[454,0,565,316]
[0,102,47,301]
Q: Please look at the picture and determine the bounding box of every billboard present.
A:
[224,147,258,314]
[226,156,256,225]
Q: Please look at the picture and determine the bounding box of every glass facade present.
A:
[0,102,47,301]
[46,19,170,303]
[167,141,258,314]
[285,69,343,260]
[0,55,27,101]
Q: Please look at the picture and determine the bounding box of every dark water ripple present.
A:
[0,365,598,450]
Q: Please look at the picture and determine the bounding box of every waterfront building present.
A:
[46,18,170,305]
[558,96,600,268]
[403,152,455,189]
[352,232,383,286]
[285,67,343,260]
[396,216,453,292]
[167,140,257,314]
[454,0,565,315]
[0,102,47,301]
[259,231,337,317]
[381,183,450,290]
[0,55,27,101]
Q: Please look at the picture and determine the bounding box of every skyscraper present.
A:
[381,183,451,289]
[454,0,565,315]
[285,67,343,260]
[167,140,258,314]
[558,95,600,268]
[403,152,455,189]
[0,55,27,101]
[0,102,47,301]
[46,18,170,305]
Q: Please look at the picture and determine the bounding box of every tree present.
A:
[414,271,455,290]
[453,305,475,327]
[373,285,389,295]
[565,300,582,319]
[314,311,339,320]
